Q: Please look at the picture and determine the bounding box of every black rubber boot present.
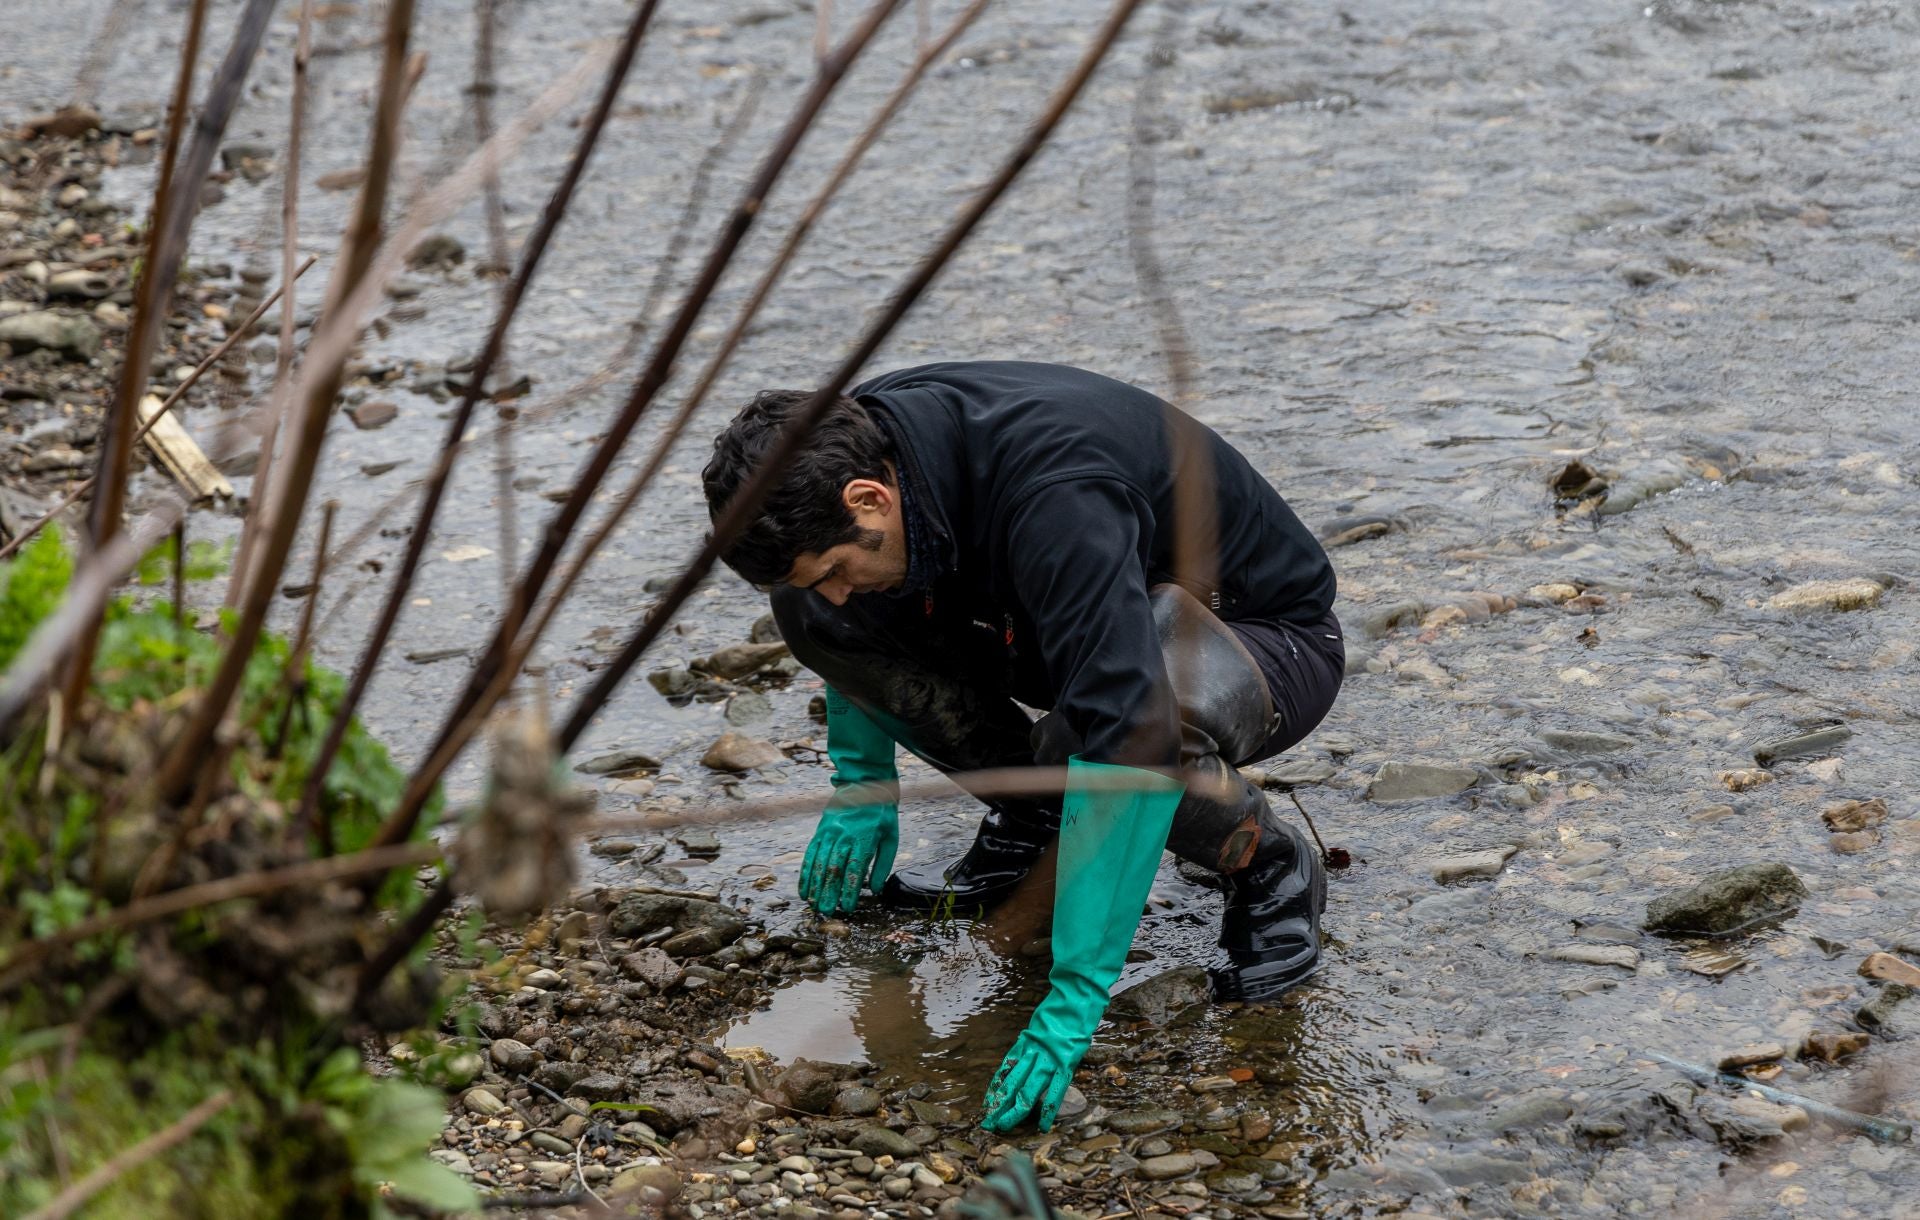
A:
[1208,810,1326,1002]
[878,802,1060,912]
[1159,755,1326,1002]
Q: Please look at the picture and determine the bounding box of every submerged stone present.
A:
[1109,965,1211,1027]
[1643,863,1806,937]
[1368,762,1478,802]
[1753,725,1851,766]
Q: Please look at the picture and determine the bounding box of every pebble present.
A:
[346,399,398,429]
[577,747,662,776]
[490,1038,537,1072]
[1426,845,1518,884]
[1766,578,1885,613]
[525,968,564,990]
[1801,1030,1870,1062]
[702,731,784,772]
[0,311,102,359]
[1715,1043,1786,1071]
[1752,726,1851,766]
[1547,943,1639,970]
[463,1087,509,1117]
[1368,762,1478,802]
[1823,799,1888,833]
[1138,1153,1199,1180]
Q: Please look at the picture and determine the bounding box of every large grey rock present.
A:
[1643,863,1807,937]
[1369,762,1478,802]
[1108,965,1211,1028]
[0,311,100,359]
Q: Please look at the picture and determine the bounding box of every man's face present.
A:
[784,476,909,606]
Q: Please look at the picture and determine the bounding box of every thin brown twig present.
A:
[0,52,603,745]
[0,259,316,566]
[519,0,991,678]
[19,1090,234,1220]
[158,0,420,803]
[530,72,766,428]
[232,0,318,611]
[295,0,667,829]
[59,0,208,711]
[0,842,440,992]
[269,500,335,767]
[380,0,910,851]
[554,0,1149,752]
[1126,6,1217,717]
[574,761,1244,839]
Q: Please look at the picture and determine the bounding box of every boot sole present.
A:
[1208,946,1322,1003]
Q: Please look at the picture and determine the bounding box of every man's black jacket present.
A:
[851,361,1335,768]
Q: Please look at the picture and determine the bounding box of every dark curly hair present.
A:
[702,389,895,586]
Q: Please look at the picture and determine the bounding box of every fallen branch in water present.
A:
[1645,1050,1913,1144]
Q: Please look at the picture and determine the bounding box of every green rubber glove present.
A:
[798,687,900,915]
[981,758,1184,1132]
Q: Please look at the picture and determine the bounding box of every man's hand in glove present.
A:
[798,800,898,915]
[981,758,1183,1132]
[798,687,901,916]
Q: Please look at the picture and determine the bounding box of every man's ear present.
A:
[842,478,893,516]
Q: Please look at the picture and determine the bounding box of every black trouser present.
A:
[770,582,1344,874]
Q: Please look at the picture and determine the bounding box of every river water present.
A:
[9,0,1920,1214]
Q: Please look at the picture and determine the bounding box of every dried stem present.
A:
[555,0,1149,752]
[578,761,1244,838]
[472,0,521,610]
[295,0,667,826]
[0,259,316,566]
[353,874,454,1013]
[2,42,599,747]
[20,1090,235,1220]
[522,0,991,675]
[1126,6,1216,707]
[380,0,910,850]
[156,0,420,804]
[269,500,335,767]
[59,0,208,709]
[0,842,440,993]
[232,0,318,609]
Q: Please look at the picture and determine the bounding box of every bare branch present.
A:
[21,1091,235,1220]
[0,842,440,992]
[0,258,315,565]
[555,0,1151,753]
[294,0,668,826]
[514,0,992,690]
[377,0,912,851]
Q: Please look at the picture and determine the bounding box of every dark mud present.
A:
[7,0,1920,1215]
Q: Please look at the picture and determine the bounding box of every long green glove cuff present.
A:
[982,758,1184,1132]
[799,687,901,916]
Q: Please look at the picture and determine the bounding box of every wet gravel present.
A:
[8,0,1920,1215]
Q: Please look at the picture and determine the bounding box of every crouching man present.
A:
[701,362,1343,1131]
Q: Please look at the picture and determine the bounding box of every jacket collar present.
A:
[860,389,960,589]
